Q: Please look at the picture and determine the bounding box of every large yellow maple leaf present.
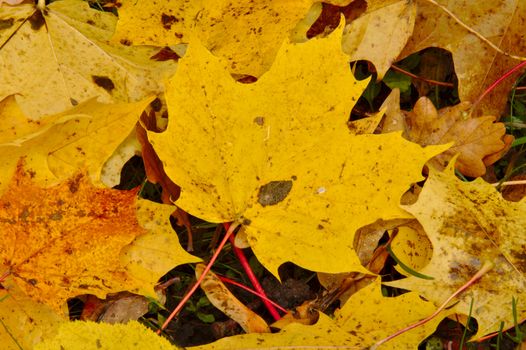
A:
[0,0,177,118]
[0,162,198,312]
[388,165,526,339]
[149,27,446,277]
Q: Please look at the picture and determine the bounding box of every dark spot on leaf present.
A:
[28,10,45,31]
[258,180,293,207]
[68,174,82,193]
[317,224,324,230]
[96,339,102,348]
[242,218,251,226]
[91,75,115,92]
[120,38,132,46]
[291,175,297,181]
[150,46,180,61]
[70,98,78,106]
[0,18,14,30]
[161,13,178,30]
[86,19,95,25]
[28,279,37,286]
[253,116,264,126]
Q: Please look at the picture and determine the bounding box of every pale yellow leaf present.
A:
[388,166,526,339]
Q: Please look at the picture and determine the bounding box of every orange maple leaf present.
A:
[0,160,146,311]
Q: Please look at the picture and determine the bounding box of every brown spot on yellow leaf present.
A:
[91,75,115,92]
[28,10,45,31]
[257,180,293,207]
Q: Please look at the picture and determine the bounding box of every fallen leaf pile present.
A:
[0,0,524,349]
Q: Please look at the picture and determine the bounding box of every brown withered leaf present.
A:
[0,161,147,311]
[380,90,510,177]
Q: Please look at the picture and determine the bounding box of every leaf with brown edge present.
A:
[1,161,146,311]
[196,264,270,334]
[387,165,526,339]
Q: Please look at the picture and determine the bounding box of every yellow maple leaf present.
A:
[388,165,526,339]
[0,162,197,311]
[114,0,352,77]
[35,320,178,350]
[0,0,177,118]
[0,96,152,195]
[149,27,447,277]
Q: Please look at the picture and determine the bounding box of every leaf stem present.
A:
[372,260,494,348]
[156,222,240,334]
[391,65,454,88]
[473,60,526,109]
[224,222,282,321]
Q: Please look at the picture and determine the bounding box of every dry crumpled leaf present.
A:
[0,281,65,350]
[35,321,178,350]
[380,90,509,177]
[149,25,446,277]
[113,0,352,77]
[0,95,152,195]
[0,0,177,118]
[342,0,416,79]
[388,165,526,339]
[195,264,270,334]
[399,1,526,117]
[0,162,196,311]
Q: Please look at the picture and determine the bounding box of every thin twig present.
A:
[372,261,493,349]
[491,180,526,187]
[422,0,526,61]
[225,222,282,321]
[391,65,454,87]
[217,275,289,314]
[157,222,240,334]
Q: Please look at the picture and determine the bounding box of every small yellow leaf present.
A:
[342,0,416,79]
[35,321,178,350]
[121,199,201,297]
[388,167,526,339]
[196,264,270,334]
